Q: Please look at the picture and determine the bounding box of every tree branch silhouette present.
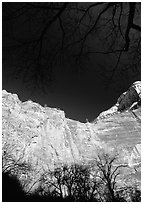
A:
[3,2,140,92]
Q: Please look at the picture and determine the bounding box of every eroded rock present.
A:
[96,81,141,120]
[2,82,141,194]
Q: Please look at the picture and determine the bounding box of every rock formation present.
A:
[2,81,141,196]
[96,81,141,120]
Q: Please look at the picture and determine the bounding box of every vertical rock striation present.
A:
[2,81,141,193]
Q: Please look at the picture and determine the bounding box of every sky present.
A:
[2,62,118,122]
[2,2,141,122]
[2,66,117,122]
[2,60,137,123]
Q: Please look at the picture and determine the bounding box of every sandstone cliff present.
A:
[2,84,141,195]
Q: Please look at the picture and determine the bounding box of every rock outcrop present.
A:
[2,81,141,194]
[96,81,141,120]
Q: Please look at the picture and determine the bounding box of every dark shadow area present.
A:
[2,172,27,202]
[2,172,63,202]
[2,162,141,202]
[2,172,76,202]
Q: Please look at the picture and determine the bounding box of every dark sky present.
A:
[2,60,135,123]
[2,62,117,121]
[2,2,141,122]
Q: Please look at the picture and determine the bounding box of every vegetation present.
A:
[2,151,141,202]
[3,2,140,92]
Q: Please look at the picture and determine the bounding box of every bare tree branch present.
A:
[3,2,140,91]
[124,3,141,51]
[39,3,68,41]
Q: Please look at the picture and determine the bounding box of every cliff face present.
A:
[2,84,141,193]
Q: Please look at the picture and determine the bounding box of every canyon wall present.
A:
[2,84,141,193]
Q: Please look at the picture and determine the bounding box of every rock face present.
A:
[96,81,141,120]
[2,82,141,194]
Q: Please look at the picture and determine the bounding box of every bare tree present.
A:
[3,2,141,92]
[3,149,140,201]
[94,151,128,201]
[30,152,140,201]
[43,164,96,201]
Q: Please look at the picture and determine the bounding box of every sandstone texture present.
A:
[2,82,141,193]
